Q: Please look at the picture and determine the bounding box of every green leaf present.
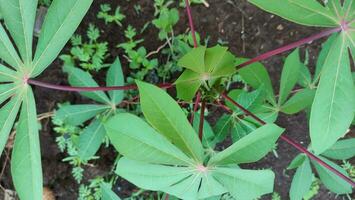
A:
[78,120,106,161]
[206,46,236,78]
[321,138,355,160]
[278,49,302,105]
[281,89,315,114]
[248,0,338,27]
[0,83,18,105]
[297,63,312,88]
[310,33,355,154]
[101,183,121,200]
[213,167,275,200]
[226,87,264,113]
[137,81,204,162]
[106,58,124,104]
[0,0,37,64]
[54,104,109,126]
[312,156,352,194]
[230,119,257,142]
[213,114,233,143]
[0,24,22,68]
[177,46,206,73]
[32,0,94,77]
[0,64,17,82]
[238,59,275,105]
[175,70,202,101]
[208,123,284,165]
[192,113,216,149]
[289,158,313,200]
[105,113,193,166]
[64,66,111,104]
[287,154,306,170]
[0,94,22,156]
[11,88,42,200]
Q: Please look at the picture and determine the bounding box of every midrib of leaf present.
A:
[292,161,308,198]
[61,105,109,118]
[116,127,194,166]
[215,116,233,139]
[324,34,346,139]
[0,25,22,68]
[31,0,82,75]
[145,91,201,162]
[80,121,103,157]
[18,0,31,65]
[289,0,339,24]
[0,71,18,80]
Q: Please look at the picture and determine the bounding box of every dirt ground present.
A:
[0,0,351,199]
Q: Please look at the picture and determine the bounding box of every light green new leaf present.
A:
[65,66,111,104]
[310,33,355,155]
[281,89,315,114]
[137,81,204,162]
[101,183,121,200]
[11,88,42,200]
[32,0,93,77]
[0,64,17,83]
[289,158,313,200]
[106,58,124,104]
[226,87,264,113]
[287,154,306,170]
[0,0,37,64]
[248,0,338,27]
[54,104,109,126]
[278,49,302,105]
[312,156,352,194]
[177,46,206,73]
[0,84,18,105]
[78,120,106,161]
[175,70,202,101]
[0,24,22,68]
[0,94,22,156]
[208,123,284,165]
[321,138,355,160]
[238,60,275,105]
[213,167,275,200]
[105,113,193,166]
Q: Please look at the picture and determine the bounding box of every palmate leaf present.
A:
[0,0,37,65]
[11,87,42,200]
[31,0,94,77]
[0,64,18,83]
[289,157,313,200]
[321,138,355,160]
[281,88,315,114]
[106,58,124,105]
[137,81,204,162]
[0,24,22,68]
[208,123,284,165]
[248,0,339,27]
[0,83,19,105]
[101,183,121,200]
[310,33,355,154]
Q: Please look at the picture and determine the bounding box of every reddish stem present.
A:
[190,92,201,123]
[237,27,342,69]
[198,101,206,140]
[220,93,355,187]
[184,0,198,48]
[27,79,173,92]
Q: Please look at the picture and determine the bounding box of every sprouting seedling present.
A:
[54,58,125,161]
[0,0,93,199]
[97,3,126,26]
[105,81,284,200]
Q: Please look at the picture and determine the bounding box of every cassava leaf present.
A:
[321,138,355,160]
[106,58,124,105]
[105,113,194,166]
[175,70,202,101]
[281,89,315,114]
[213,167,275,200]
[287,154,306,170]
[0,64,17,82]
[312,156,352,194]
[0,0,37,64]
[137,81,204,162]
[32,0,93,77]
[310,33,355,154]
[177,46,206,73]
[248,0,338,27]
[208,123,284,165]
[289,158,313,200]
[101,183,121,200]
[11,88,42,200]
[78,119,106,161]
[64,66,111,104]
[0,83,18,105]
[0,24,22,68]
[54,104,110,126]
[0,94,22,156]
[278,49,302,105]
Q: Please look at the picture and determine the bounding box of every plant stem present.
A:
[27,79,173,92]
[220,92,355,188]
[190,92,201,123]
[237,27,342,69]
[198,101,206,140]
[184,0,198,48]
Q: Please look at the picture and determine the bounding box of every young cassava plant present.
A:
[0,0,93,199]
[104,81,285,200]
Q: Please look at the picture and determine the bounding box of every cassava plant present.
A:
[0,0,354,199]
